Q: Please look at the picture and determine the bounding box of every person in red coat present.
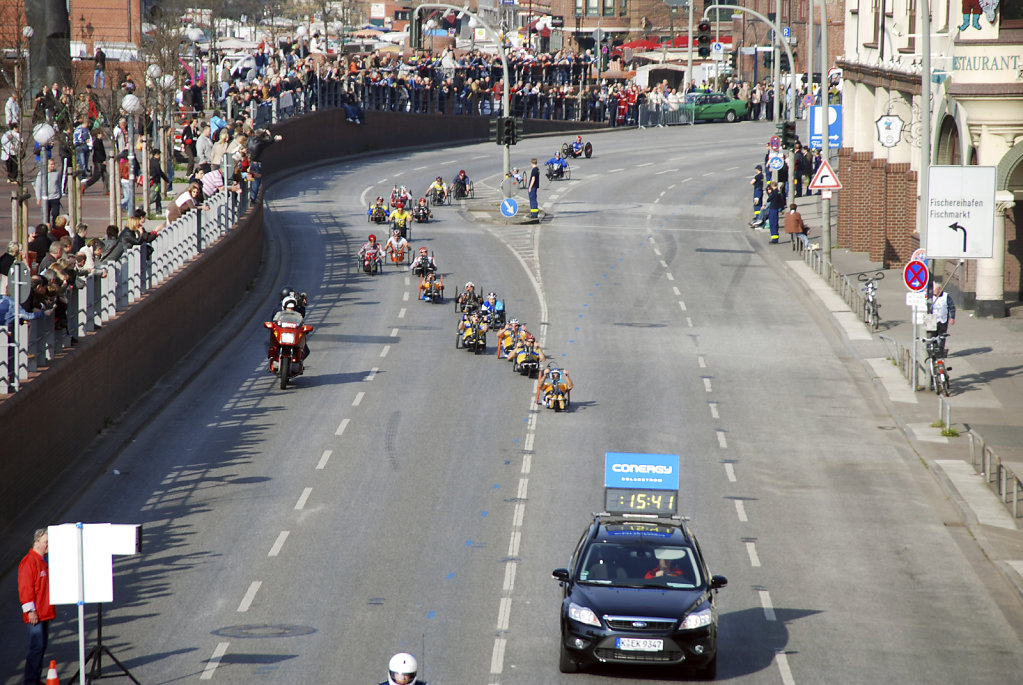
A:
[19,528,55,685]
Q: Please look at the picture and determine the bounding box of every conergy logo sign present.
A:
[604,452,681,490]
[611,463,673,475]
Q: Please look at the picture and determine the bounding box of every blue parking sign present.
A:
[809,105,842,149]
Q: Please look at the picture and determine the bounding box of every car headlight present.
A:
[681,607,712,630]
[568,602,601,627]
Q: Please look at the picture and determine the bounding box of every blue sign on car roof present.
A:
[604,453,680,490]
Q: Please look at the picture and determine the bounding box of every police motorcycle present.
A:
[264,289,313,390]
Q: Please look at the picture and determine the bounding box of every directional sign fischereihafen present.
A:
[926,165,996,259]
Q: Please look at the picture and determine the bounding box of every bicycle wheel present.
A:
[869,303,879,331]
[940,372,951,396]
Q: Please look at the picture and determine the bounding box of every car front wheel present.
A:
[725,110,736,123]
[559,642,582,673]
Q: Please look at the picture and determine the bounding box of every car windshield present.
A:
[578,542,701,589]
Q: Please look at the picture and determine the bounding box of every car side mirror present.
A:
[552,568,570,582]
[709,575,728,590]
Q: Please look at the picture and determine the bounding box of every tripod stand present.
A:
[67,604,141,684]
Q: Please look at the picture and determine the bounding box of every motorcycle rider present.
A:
[385,228,410,262]
[359,234,385,270]
[452,169,471,198]
[391,201,412,238]
[270,295,310,360]
[546,151,568,179]
[410,246,437,277]
[426,176,447,204]
[379,652,426,685]
[368,196,390,221]
[277,285,307,316]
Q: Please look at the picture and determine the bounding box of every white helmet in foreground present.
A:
[387,653,418,685]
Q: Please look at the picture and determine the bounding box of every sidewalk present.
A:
[756,192,1023,599]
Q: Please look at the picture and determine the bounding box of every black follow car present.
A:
[553,514,727,679]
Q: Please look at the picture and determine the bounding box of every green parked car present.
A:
[684,92,749,122]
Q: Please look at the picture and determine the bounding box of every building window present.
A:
[575,0,583,17]
[587,0,598,17]
[602,0,614,17]
[711,0,738,23]
[1002,0,1023,27]
[620,0,628,17]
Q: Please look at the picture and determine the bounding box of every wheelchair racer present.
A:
[391,201,412,238]
[511,333,546,366]
[358,233,385,266]
[546,152,568,179]
[456,281,481,311]
[480,291,505,326]
[419,272,442,301]
[426,177,448,204]
[412,197,433,221]
[571,135,584,155]
[368,196,390,221]
[410,247,437,277]
[496,318,528,359]
[452,169,472,198]
[385,228,410,262]
[458,307,489,336]
[538,365,573,408]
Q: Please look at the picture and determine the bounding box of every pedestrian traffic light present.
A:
[411,15,423,49]
[781,121,797,150]
[779,52,791,72]
[502,117,516,146]
[697,20,712,58]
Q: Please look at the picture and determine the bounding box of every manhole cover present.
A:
[212,624,316,639]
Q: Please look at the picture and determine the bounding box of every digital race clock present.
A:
[605,488,678,515]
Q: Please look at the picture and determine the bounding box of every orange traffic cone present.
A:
[46,659,59,685]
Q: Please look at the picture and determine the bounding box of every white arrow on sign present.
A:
[808,158,843,191]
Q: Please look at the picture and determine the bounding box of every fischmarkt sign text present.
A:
[926,166,995,259]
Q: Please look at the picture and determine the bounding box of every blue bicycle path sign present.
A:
[500,198,519,217]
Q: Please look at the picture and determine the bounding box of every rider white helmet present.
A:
[281,296,298,310]
[387,652,418,685]
[465,281,475,289]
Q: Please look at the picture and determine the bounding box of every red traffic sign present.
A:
[802,94,814,108]
[808,158,842,191]
[769,135,781,151]
[903,260,929,292]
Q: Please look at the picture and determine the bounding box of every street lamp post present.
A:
[121,93,141,217]
[186,28,204,113]
[425,19,437,54]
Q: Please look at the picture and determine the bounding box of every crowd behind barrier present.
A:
[2,187,246,393]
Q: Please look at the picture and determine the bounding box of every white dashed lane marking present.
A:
[734,501,747,522]
[268,531,289,557]
[725,463,737,482]
[353,392,365,406]
[746,542,762,567]
[335,418,350,436]
[200,642,229,680]
[294,487,312,510]
[237,581,261,612]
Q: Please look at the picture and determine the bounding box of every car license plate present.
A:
[616,637,663,652]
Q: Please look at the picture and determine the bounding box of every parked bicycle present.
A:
[920,333,951,396]
[857,271,884,331]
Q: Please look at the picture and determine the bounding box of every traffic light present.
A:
[501,117,516,146]
[697,20,712,58]
[779,52,791,72]
[781,121,797,150]
[762,51,773,69]
[410,15,422,49]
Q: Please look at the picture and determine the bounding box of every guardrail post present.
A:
[196,207,204,254]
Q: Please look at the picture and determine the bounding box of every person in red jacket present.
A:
[19,528,55,685]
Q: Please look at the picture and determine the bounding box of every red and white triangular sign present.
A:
[808,158,843,191]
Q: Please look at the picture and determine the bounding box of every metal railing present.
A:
[637,103,694,127]
[969,430,1023,519]
[2,189,246,393]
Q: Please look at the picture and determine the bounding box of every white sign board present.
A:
[906,292,927,307]
[49,523,140,605]
[370,3,386,19]
[927,165,996,259]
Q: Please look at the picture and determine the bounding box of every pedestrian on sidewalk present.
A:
[148,149,172,213]
[766,181,784,244]
[18,528,55,685]
[81,129,108,193]
[793,143,809,197]
[2,122,21,182]
[749,164,764,227]
[93,47,106,89]
[528,158,540,222]
[784,202,806,249]
[5,93,20,128]
[930,283,956,354]
[34,158,64,227]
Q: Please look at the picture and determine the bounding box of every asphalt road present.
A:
[3,121,1023,685]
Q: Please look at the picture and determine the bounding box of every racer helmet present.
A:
[576,135,582,141]
[369,234,377,242]
[436,176,442,182]
[418,197,427,203]
[279,286,296,301]
[525,334,535,343]
[387,652,418,685]
[419,247,428,254]
[395,201,404,209]
[376,196,384,203]
[509,318,520,326]
[281,296,298,310]
[487,292,496,300]
[465,281,475,290]
[392,228,402,235]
